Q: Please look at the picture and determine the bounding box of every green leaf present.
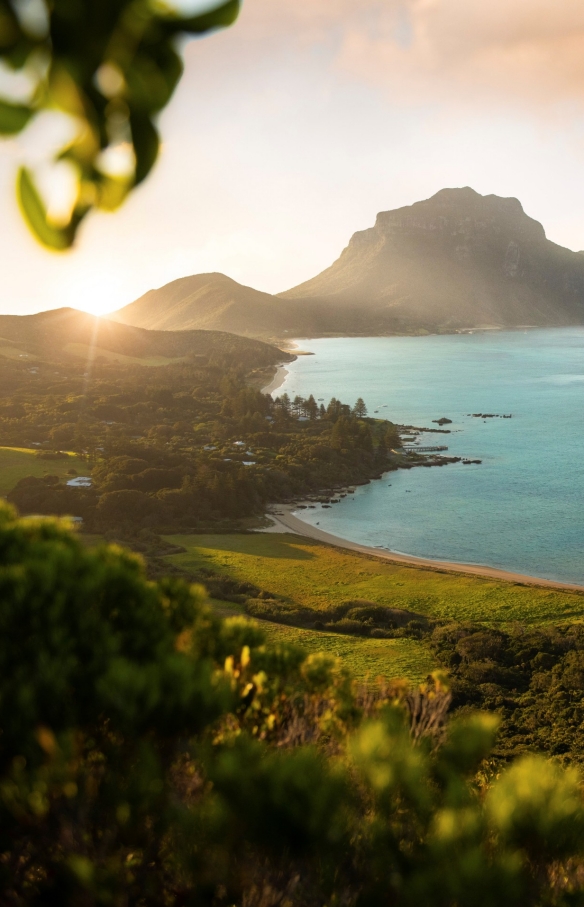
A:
[179,0,241,33]
[130,113,159,185]
[0,100,32,135]
[17,167,76,250]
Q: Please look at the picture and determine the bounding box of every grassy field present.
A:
[0,447,89,496]
[202,596,435,683]
[166,532,584,628]
[64,343,184,368]
[260,623,436,683]
[164,531,584,682]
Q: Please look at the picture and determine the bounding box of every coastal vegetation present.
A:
[161,532,584,766]
[164,532,584,629]
[4,311,584,899]
[2,500,584,906]
[0,322,400,533]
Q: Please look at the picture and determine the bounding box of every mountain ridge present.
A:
[112,188,584,338]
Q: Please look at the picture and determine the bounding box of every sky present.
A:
[2,0,584,317]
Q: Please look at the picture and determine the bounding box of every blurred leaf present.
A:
[178,0,241,32]
[97,174,132,211]
[17,167,77,250]
[0,0,241,247]
[0,99,32,134]
[130,112,159,185]
[487,755,584,859]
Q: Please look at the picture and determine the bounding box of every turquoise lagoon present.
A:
[277,329,584,585]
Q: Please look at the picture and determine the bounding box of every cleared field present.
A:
[0,447,88,496]
[198,597,434,683]
[166,532,584,627]
[64,343,183,368]
[0,345,31,360]
[260,623,436,683]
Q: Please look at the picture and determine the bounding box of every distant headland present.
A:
[111,187,584,341]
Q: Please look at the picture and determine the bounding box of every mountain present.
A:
[281,187,584,332]
[111,188,584,338]
[0,307,292,369]
[111,273,310,340]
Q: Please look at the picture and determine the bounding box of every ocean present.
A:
[276,328,584,585]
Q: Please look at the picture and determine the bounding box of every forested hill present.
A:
[282,187,584,332]
[0,307,292,368]
[112,188,584,339]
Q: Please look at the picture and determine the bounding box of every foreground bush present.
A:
[1,501,584,905]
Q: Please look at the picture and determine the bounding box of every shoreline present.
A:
[261,504,584,594]
[261,365,289,395]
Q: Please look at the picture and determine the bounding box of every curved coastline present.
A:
[261,365,289,395]
[263,505,584,594]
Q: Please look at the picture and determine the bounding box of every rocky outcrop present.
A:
[281,187,584,332]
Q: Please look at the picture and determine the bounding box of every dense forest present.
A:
[0,345,400,533]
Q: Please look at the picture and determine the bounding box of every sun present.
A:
[61,269,127,319]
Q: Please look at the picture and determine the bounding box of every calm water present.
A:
[277,329,584,585]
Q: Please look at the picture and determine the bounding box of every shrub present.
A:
[1,500,584,905]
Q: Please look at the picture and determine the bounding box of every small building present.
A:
[66,476,93,488]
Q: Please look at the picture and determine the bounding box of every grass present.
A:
[166,532,584,628]
[0,345,31,360]
[164,530,584,682]
[198,596,434,683]
[260,623,436,683]
[64,343,184,368]
[0,447,89,496]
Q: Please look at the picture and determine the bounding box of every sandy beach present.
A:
[261,365,289,395]
[261,504,584,593]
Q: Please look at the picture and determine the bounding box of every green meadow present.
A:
[260,623,436,683]
[64,343,183,368]
[0,447,88,497]
[166,531,584,628]
[204,594,435,683]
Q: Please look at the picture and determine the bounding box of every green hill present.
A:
[0,307,292,369]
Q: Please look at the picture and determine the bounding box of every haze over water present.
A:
[278,329,584,585]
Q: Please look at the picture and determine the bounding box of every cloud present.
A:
[335,0,584,110]
[201,0,584,112]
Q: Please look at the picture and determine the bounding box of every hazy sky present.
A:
[2,0,584,316]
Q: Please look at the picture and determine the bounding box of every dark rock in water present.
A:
[432,417,452,425]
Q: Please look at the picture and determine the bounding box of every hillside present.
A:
[0,307,292,368]
[282,187,584,332]
[111,188,584,338]
[111,272,316,340]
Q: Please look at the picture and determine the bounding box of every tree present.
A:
[0,0,240,248]
[305,393,318,420]
[353,397,368,418]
